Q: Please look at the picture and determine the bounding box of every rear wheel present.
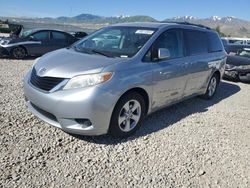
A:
[109,92,146,138]
[11,46,27,59]
[202,73,219,99]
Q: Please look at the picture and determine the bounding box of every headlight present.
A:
[63,72,113,90]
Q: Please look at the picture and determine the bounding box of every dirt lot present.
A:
[0,58,249,188]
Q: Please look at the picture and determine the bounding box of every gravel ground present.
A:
[0,58,249,188]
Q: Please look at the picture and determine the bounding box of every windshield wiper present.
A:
[73,47,114,58]
[90,49,113,58]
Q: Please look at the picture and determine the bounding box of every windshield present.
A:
[73,26,157,58]
[19,29,33,38]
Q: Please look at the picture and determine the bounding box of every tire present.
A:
[11,46,27,59]
[109,92,146,138]
[202,73,220,100]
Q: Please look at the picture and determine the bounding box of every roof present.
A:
[222,37,250,41]
[27,28,66,33]
[113,22,178,29]
[112,22,211,30]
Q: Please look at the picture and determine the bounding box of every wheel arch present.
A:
[115,87,150,115]
[213,70,221,80]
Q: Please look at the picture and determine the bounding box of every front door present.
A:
[28,31,51,55]
[145,29,189,109]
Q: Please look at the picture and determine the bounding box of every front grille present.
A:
[30,68,64,91]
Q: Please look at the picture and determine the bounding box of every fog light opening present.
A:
[75,119,92,127]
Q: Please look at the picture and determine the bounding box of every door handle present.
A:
[160,71,169,75]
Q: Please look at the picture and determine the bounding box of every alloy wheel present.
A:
[13,47,26,59]
[118,100,141,132]
[208,77,217,97]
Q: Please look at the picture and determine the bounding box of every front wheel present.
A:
[11,46,27,59]
[202,73,219,99]
[109,92,146,138]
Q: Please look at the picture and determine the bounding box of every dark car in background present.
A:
[221,37,250,53]
[0,29,79,59]
[224,48,250,82]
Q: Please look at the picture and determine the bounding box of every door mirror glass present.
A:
[158,48,171,60]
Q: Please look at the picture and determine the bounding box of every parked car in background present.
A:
[224,48,250,82]
[0,29,79,59]
[0,19,22,34]
[221,37,250,53]
[23,22,226,137]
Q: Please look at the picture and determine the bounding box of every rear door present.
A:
[182,30,212,96]
[51,31,70,51]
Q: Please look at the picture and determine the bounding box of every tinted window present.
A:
[52,32,67,40]
[32,31,49,40]
[185,30,208,55]
[148,30,184,61]
[208,32,223,52]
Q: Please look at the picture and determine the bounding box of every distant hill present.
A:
[2,13,250,37]
[164,16,250,37]
[33,14,157,24]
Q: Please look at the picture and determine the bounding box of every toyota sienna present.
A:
[23,22,226,137]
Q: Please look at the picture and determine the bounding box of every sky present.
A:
[0,0,250,21]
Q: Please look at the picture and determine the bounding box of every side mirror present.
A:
[28,36,35,41]
[158,48,171,60]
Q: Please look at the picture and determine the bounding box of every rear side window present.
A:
[32,31,49,41]
[185,30,208,55]
[207,32,223,52]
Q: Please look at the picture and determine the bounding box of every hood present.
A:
[0,37,27,46]
[34,48,128,78]
[8,37,27,44]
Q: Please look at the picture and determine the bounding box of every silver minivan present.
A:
[23,22,226,137]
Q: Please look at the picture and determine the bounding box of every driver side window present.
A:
[31,31,49,41]
[144,29,184,62]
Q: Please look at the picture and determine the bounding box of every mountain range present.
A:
[4,13,250,37]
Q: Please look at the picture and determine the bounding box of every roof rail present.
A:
[161,21,211,30]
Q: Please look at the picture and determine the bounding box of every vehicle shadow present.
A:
[71,81,241,145]
[0,56,38,60]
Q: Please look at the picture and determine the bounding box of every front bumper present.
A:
[0,46,10,57]
[224,67,250,82]
[23,73,118,136]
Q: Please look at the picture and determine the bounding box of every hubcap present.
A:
[118,100,141,132]
[208,77,217,97]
